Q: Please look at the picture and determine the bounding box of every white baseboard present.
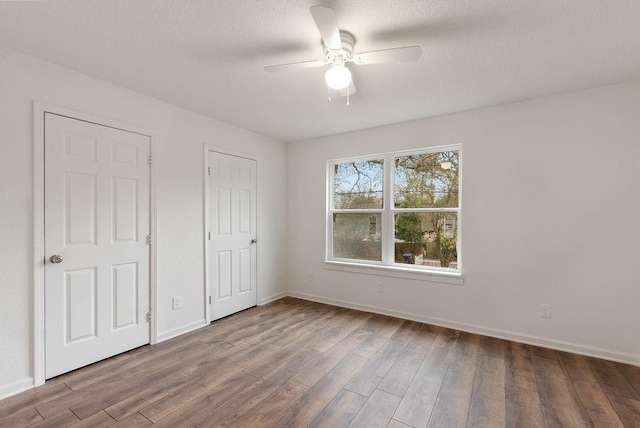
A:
[288,291,640,367]
[156,319,207,343]
[0,377,34,401]
[260,291,287,306]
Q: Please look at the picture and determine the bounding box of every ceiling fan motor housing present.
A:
[323,31,355,65]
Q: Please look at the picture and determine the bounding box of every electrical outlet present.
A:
[172,296,181,310]
[377,283,384,293]
[540,304,551,318]
[308,273,314,283]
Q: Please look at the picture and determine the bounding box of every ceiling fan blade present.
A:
[352,46,422,65]
[264,60,327,73]
[340,81,356,97]
[310,6,342,50]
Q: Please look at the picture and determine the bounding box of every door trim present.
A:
[32,101,158,386]
[203,145,258,324]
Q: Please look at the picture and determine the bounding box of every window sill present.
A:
[323,260,463,285]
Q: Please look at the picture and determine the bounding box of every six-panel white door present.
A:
[44,113,151,378]
[209,151,257,320]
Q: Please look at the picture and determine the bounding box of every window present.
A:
[328,146,461,274]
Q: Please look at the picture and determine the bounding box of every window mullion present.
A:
[392,207,459,213]
[382,155,394,265]
[326,161,335,260]
[331,209,383,213]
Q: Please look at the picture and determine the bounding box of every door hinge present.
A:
[147,234,152,245]
[146,311,152,322]
[209,295,212,304]
[208,231,211,240]
[207,166,211,176]
[148,155,152,167]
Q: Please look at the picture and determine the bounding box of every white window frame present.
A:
[325,144,462,284]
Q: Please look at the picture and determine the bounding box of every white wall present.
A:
[288,80,640,365]
[0,46,288,397]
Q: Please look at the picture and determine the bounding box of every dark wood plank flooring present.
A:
[1,297,639,427]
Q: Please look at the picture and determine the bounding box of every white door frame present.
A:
[203,145,259,324]
[32,101,158,386]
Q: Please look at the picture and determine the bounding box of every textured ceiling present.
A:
[1,0,640,142]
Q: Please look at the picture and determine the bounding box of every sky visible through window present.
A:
[334,160,384,209]
[333,152,459,210]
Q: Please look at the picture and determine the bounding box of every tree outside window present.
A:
[329,147,461,272]
[394,151,459,268]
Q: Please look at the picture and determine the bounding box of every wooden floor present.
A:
[1,298,639,427]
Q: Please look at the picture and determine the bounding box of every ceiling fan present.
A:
[264,6,422,104]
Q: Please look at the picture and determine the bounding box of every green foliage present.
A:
[438,235,457,268]
[395,213,425,245]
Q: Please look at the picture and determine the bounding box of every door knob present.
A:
[250,238,258,244]
[50,254,63,264]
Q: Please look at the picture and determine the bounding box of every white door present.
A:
[208,151,257,320]
[44,113,151,378]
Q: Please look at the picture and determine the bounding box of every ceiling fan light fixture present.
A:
[264,6,422,100]
[325,64,351,90]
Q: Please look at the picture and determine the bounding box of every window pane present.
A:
[333,213,382,261]
[394,151,459,208]
[394,212,458,269]
[334,160,384,209]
